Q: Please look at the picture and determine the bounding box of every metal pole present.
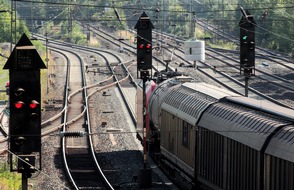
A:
[10,0,17,52]
[190,0,193,38]
[245,76,249,97]
[46,27,49,94]
[31,3,33,38]
[10,1,12,52]
[142,78,147,169]
[22,173,28,190]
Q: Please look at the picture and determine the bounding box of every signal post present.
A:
[239,7,256,97]
[4,33,46,190]
[134,12,154,188]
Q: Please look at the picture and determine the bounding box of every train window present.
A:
[182,121,189,149]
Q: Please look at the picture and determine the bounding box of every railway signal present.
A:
[134,12,154,74]
[239,7,256,76]
[239,8,256,97]
[134,12,154,188]
[3,33,46,178]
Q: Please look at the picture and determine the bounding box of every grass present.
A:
[208,40,237,50]
[0,43,48,102]
[0,55,9,101]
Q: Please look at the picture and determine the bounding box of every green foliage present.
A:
[0,162,21,189]
[0,0,292,54]
[132,0,292,54]
[0,3,11,42]
[93,5,127,30]
[199,0,294,53]
[0,45,9,97]
[71,23,87,45]
[208,40,238,50]
[0,1,30,43]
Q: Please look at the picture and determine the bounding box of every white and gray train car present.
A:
[148,77,294,190]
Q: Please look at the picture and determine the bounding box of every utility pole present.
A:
[10,0,17,52]
[189,0,195,39]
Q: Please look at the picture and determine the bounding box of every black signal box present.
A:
[3,33,46,173]
[135,12,154,72]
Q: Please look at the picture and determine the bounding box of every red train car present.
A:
[136,80,156,143]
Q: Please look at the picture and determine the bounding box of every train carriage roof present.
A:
[226,96,294,122]
[161,82,239,125]
[265,126,294,162]
[198,99,294,151]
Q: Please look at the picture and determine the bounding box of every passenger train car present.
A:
[147,76,294,190]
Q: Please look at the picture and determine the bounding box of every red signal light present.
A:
[30,103,37,109]
[146,44,151,49]
[15,101,24,109]
[139,44,144,49]
[30,100,39,109]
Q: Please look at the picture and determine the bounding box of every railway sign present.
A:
[134,12,154,73]
[3,33,46,174]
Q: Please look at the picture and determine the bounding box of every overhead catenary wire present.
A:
[246,19,294,43]
[5,128,294,138]
[11,0,294,14]
[8,0,294,25]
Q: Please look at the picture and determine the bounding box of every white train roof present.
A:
[226,96,294,122]
[183,82,239,99]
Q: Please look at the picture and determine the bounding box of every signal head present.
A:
[29,100,39,109]
[14,88,25,96]
[146,44,151,49]
[14,101,24,109]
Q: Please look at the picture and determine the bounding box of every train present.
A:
[145,76,294,190]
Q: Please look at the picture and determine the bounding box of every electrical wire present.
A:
[12,0,294,12]
[247,19,294,43]
[6,149,71,190]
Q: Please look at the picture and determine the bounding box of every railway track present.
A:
[78,26,294,108]
[153,28,293,75]
[151,30,294,108]
[1,25,293,149]
[2,20,290,186]
[37,36,144,188]
[154,30,293,74]
[50,45,114,189]
[0,37,132,188]
[195,19,294,63]
[82,23,170,75]
[35,34,138,124]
